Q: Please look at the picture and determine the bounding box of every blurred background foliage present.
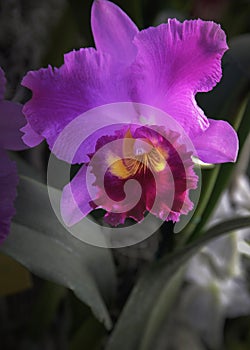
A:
[0,0,250,349]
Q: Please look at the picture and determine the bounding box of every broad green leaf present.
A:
[0,176,116,330]
[0,253,32,296]
[106,216,250,350]
[138,267,185,350]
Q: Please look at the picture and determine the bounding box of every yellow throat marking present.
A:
[107,130,168,179]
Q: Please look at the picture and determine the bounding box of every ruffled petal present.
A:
[91,0,138,63]
[0,148,18,244]
[192,119,239,163]
[0,100,28,151]
[103,212,127,226]
[21,122,44,147]
[131,19,228,137]
[133,127,198,222]
[61,165,95,226]
[22,48,129,151]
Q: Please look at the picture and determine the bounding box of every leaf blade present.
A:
[106,216,250,349]
[0,176,116,329]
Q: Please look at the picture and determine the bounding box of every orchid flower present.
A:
[21,0,238,226]
[0,67,27,243]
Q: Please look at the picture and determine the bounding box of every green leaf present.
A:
[0,176,116,330]
[138,267,185,350]
[106,216,250,350]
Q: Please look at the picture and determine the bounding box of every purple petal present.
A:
[131,19,228,137]
[21,122,44,147]
[61,165,95,226]
[0,148,18,244]
[22,49,129,150]
[193,119,239,163]
[0,100,28,151]
[91,0,138,64]
[0,67,7,101]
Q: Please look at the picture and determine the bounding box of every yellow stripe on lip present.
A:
[107,129,168,180]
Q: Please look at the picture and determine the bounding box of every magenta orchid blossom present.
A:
[0,67,27,243]
[21,0,238,226]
